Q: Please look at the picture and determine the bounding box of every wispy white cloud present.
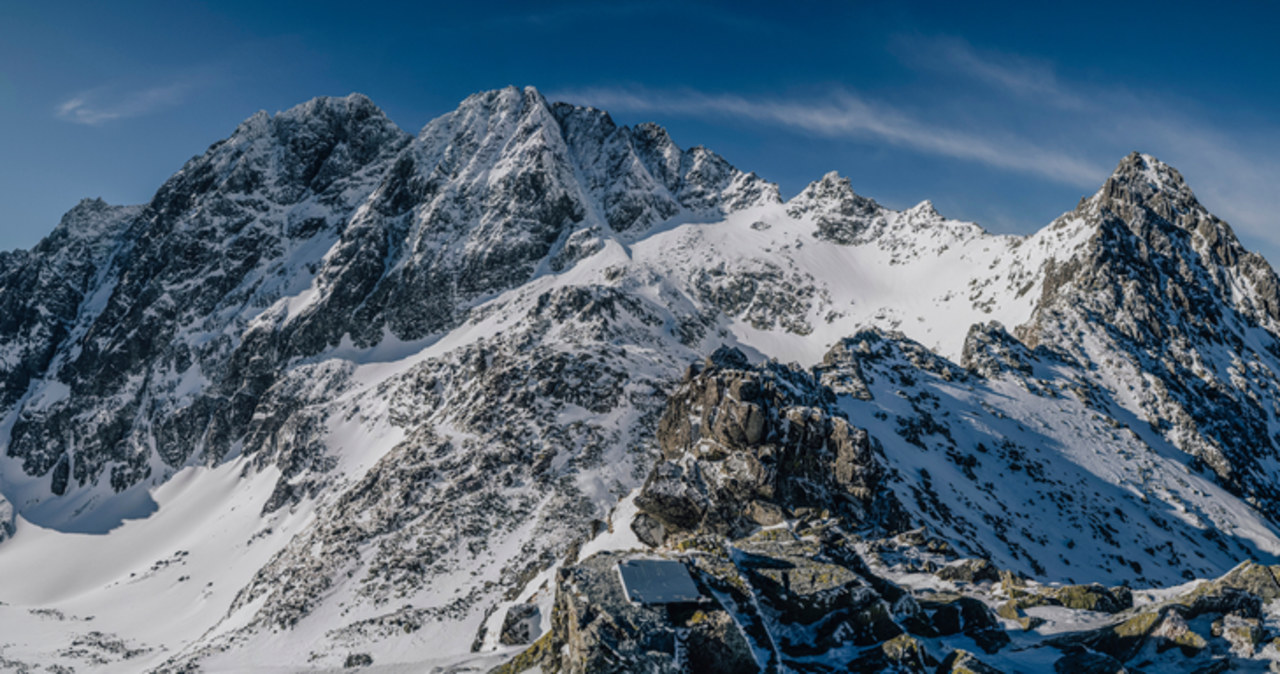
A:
[559,35,1280,261]
[553,86,1108,188]
[893,35,1280,253]
[893,36,1086,110]
[1133,116,1280,242]
[55,82,190,125]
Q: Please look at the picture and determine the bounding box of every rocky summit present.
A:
[1,87,1280,673]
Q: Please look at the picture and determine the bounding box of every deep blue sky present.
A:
[3,1,1279,260]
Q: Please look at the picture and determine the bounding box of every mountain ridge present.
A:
[1,87,1280,672]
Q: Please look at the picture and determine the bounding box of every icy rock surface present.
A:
[1,91,1280,671]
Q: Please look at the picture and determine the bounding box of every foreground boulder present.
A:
[497,345,1280,673]
[509,551,755,674]
[935,558,1000,584]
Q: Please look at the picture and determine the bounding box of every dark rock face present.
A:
[935,558,1001,584]
[786,171,885,245]
[1020,152,1280,518]
[0,198,138,410]
[343,652,373,668]
[499,603,541,646]
[0,86,775,508]
[0,494,13,543]
[961,322,1036,377]
[9,86,1280,673]
[1043,570,1280,667]
[530,551,748,674]
[518,529,931,673]
[634,346,903,543]
[918,595,1009,654]
[682,609,759,674]
[3,94,410,498]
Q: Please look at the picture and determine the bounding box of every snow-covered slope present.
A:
[0,88,1279,671]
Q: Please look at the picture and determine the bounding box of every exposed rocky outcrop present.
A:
[634,345,905,544]
[0,86,777,513]
[786,171,886,245]
[0,493,13,543]
[935,558,1001,584]
[6,89,1280,673]
[527,551,754,674]
[499,333,1280,672]
[1020,152,1280,519]
[499,604,541,646]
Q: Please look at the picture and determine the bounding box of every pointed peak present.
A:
[631,121,677,153]
[232,109,271,137]
[225,94,398,146]
[634,121,670,136]
[905,199,940,219]
[431,86,562,141]
[817,170,850,187]
[67,196,112,214]
[50,197,136,244]
[1111,151,1186,186]
[456,85,548,113]
[791,171,878,211]
[460,85,518,103]
[278,92,388,123]
[1094,151,1197,209]
[786,171,883,243]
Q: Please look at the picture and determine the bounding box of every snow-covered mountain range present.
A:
[2,86,1280,672]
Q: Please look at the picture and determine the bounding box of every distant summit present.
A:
[1,89,1279,672]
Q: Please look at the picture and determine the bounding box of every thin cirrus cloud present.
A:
[899,35,1280,250]
[892,35,1087,110]
[553,85,1108,188]
[560,38,1280,255]
[55,82,190,126]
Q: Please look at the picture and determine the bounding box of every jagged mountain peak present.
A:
[226,93,401,146]
[49,197,134,239]
[1083,151,1211,233]
[795,170,874,203]
[265,86,782,357]
[13,87,1280,672]
[63,195,113,216]
[903,198,942,220]
[1050,151,1280,329]
[786,170,884,244]
[37,198,140,267]
[1017,150,1280,518]
[403,85,779,230]
[457,83,543,106]
[429,85,550,138]
[787,170,881,216]
[155,92,410,214]
[286,91,383,117]
[1106,150,1192,196]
